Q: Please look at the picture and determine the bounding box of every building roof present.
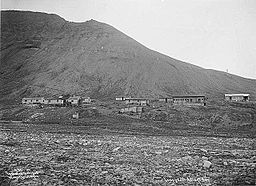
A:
[67,96,81,100]
[45,98,64,101]
[22,97,44,100]
[172,95,205,98]
[125,98,149,100]
[225,94,250,97]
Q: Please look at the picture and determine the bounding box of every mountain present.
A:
[1,10,256,101]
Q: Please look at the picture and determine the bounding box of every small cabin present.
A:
[116,97,126,101]
[22,97,45,104]
[72,113,79,119]
[125,98,149,106]
[120,106,143,113]
[67,96,82,106]
[46,98,65,106]
[224,94,250,102]
[172,95,206,106]
[159,98,173,103]
[82,97,91,104]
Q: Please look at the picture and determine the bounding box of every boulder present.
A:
[203,160,212,168]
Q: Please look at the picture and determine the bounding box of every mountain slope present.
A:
[1,10,256,100]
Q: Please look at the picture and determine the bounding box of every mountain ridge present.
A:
[1,10,256,101]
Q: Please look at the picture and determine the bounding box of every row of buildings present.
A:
[116,94,251,114]
[21,93,252,118]
[22,96,91,106]
[116,95,207,106]
[22,93,250,108]
[117,93,250,106]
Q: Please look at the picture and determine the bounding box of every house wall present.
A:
[22,98,66,105]
[47,100,64,105]
[225,96,249,102]
[173,97,205,105]
[67,99,80,105]
[116,97,125,101]
[83,98,91,103]
[125,99,149,106]
[137,107,143,113]
[236,97,242,101]
[22,99,31,104]
[232,96,244,101]
[128,107,137,112]
[42,99,49,104]
[22,98,44,104]
[72,113,79,119]
[125,100,135,104]
[121,106,143,113]
[72,100,79,105]
[159,98,173,103]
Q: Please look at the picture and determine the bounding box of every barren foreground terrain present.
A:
[0,122,255,185]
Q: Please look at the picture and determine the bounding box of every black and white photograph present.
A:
[0,0,256,185]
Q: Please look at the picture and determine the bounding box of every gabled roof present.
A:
[67,96,81,100]
[225,94,250,97]
[172,95,205,98]
[45,98,64,101]
[22,97,44,100]
[125,98,149,100]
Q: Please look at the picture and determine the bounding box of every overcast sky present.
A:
[2,0,256,79]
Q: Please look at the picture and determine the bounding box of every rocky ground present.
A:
[0,122,255,185]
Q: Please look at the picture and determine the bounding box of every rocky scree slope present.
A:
[1,10,256,100]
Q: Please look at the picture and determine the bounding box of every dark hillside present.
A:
[1,10,256,101]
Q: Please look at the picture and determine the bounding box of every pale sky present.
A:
[1,0,256,79]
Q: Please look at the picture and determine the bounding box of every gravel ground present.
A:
[0,123,256,185]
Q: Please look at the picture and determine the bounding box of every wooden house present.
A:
[120,106,143,113]
[82,97,91,104]
[158,98,173,103]
[22,96,66,106]
[115,97,126,101]
[125,98,149,106]
[224,94,250,102]
[45,98,65,106]
[172,95,206,106]
[22,97,45,104]
[72,113,79,119]
[67,96,82,106]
